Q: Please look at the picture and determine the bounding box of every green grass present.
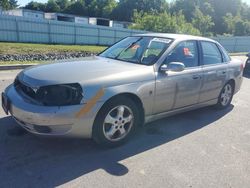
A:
[0,42,247,65]
[0,60,44,65]
[0,42,106,55]
[229,52,248,56]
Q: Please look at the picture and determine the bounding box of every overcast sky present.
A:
[18,0,250,7]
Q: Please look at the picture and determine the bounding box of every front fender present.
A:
[83,81,155,117]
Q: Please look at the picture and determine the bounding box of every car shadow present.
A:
[0,105,234,187]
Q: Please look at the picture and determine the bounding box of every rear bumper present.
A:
[4,84,103,138]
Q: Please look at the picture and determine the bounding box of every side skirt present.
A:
[145,99,218,124]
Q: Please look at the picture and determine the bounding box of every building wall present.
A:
[23,10,44,19]
[88,18,97,25]
[3,9,44,19]
[75,17,88,24]
[3,9,22,16]
[44,13,57,20]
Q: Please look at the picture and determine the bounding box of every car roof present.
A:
[135,33,216,42]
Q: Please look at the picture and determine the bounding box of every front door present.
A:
[153,40,203,114]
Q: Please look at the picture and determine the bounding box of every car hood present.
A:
[18,56,155,87]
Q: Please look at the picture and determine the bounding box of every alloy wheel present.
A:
[103,105,134,142]
[220,84,232,106]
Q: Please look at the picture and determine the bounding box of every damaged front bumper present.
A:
[3,84,103,138]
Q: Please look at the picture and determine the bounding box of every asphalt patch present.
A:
[7,126,28,136]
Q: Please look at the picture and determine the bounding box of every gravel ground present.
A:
[0,52,97,62]
[0,56,249,188]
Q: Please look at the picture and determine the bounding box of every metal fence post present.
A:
[233,38,238,53]
[74,24,76,45]
[97,27,100,45]
[48,20,51,43]
[15,17,19,42]
[114,29,117,43]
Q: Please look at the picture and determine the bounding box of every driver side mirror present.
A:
[160,62,185,72]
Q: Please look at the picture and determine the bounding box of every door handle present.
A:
[192,75,201,79]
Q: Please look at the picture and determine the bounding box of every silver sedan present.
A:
[1,33,244,147]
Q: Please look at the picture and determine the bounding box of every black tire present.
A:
[92,96,140,148]
[215,81,234,109]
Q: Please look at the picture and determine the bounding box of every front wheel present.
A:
[92,97,139,147]
[216,82,234,109]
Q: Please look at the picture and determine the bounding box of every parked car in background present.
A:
[243,52,250,75]
[246,52,250,63]
[2,33,244,147]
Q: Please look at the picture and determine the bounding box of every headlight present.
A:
[36,83,83,106]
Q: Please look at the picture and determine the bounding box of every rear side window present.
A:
[218,45,231,62]
[201,41,223,65]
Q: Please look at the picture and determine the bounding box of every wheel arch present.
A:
[227,79,235,91]
[94,92,145,130]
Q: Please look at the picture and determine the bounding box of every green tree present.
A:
[86,0,117,18]
[9,0,18,9]
[46,0,60,12]
[64,0,87,16]
[207,0,242,34]
[0,0,18,10]
[130,11,200,35]
[55,0,70,11]
[223,13,235,34]
[223,13,250,36]
[25,1,47,11]
[191,7,214,35]
[170,0,197,22]
[100,0,117,18]
[240,2,250,20]
[19,0,250,36]
[111,0,168,22]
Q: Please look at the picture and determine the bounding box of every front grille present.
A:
[14,78,37,100]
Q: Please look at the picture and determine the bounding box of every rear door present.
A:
[199,41,228,103]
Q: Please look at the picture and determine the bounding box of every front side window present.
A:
[99,36,172,65]
[201,41,223,65]
[164,40,199,68]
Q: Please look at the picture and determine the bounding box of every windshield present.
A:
[99,36,172,65]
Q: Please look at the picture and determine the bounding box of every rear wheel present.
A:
[92,96,139,147]
[216,82,234,109]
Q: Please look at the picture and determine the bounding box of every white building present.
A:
[45,13,113,27]
[3,9,44,19]
[89,17,112,27]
